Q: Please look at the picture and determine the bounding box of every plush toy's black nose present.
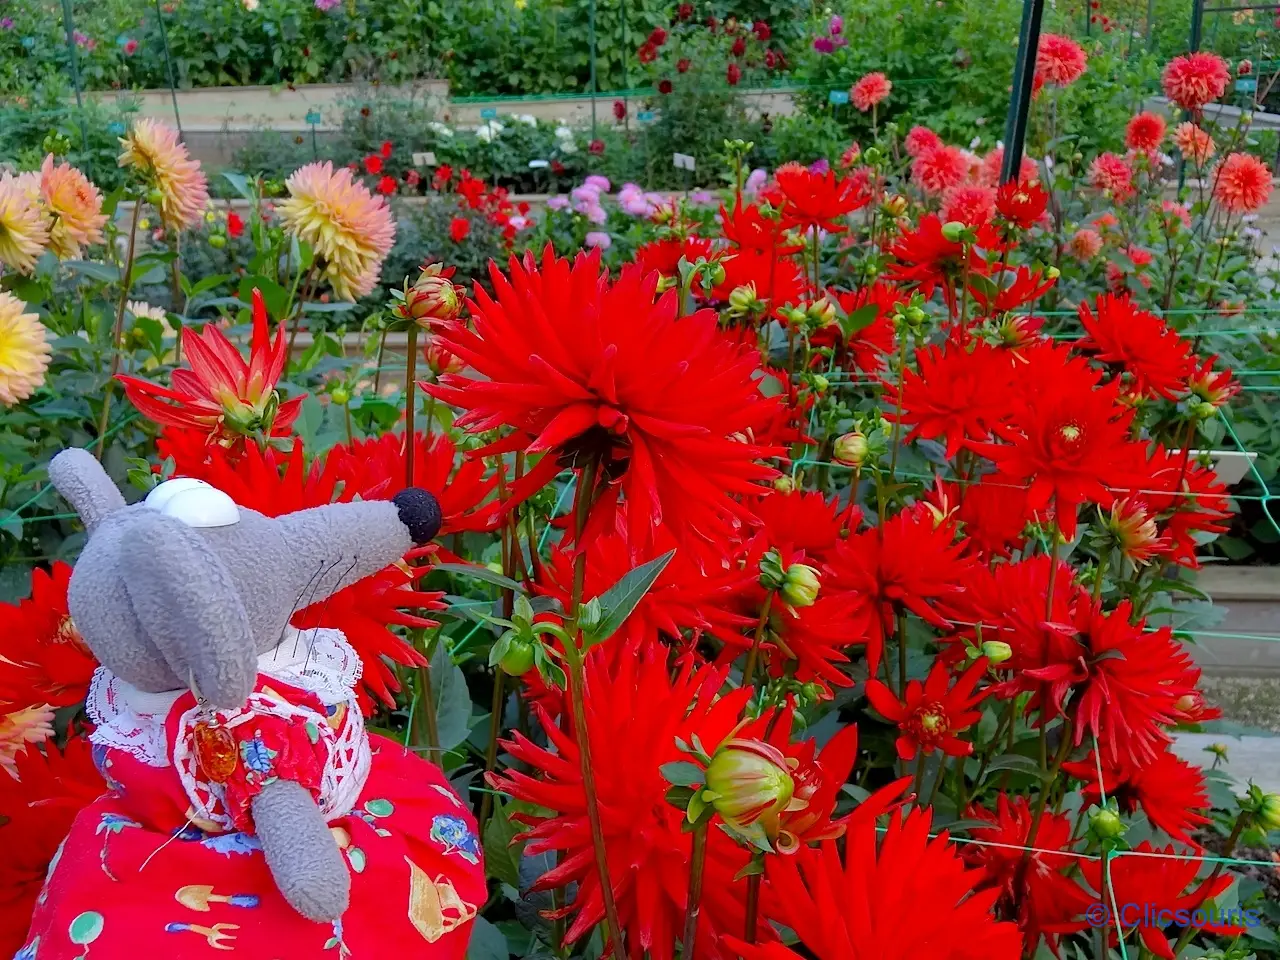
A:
[392,488,443,545]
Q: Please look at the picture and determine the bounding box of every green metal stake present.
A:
[1000,0,1045,184]
[588,0,598,145]
[1189,0,1204,52]
[58,0,90,153]
[153,0,184,136]
[620,0,629,132]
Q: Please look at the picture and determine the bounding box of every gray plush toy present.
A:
[39,448,447,928]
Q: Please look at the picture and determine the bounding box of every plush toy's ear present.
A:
[48,448,126,534]
[119,511,258,709]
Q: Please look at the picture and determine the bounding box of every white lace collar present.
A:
[87,627,362,768]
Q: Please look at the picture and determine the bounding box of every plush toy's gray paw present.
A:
[393,487,443,544]
[253,780,350,923]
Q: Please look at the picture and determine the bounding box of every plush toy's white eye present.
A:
[145,478,240,528]
[144,477,211,511]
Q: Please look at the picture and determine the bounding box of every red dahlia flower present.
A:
[884,214,971,311]
[1088,152,1133,198]
[774,162,868,233]
[1035,33,1087,87]
[883,340,1014,458]
[491,651,763,960]
[1064,746,1211,843]
[850,71,891,111]
[1162,52,1231,111]
[1080,842,1242,960]
[425,247,782,547]
[1126,111,1168,152]
[1214,152,1273,213]
[974,348,1140,539]
[1076,294,1194,400]
[727,809,1023,960]
[904,125,943,158]
[118,289,302,442]
[719,199,802,256]
[822,283,899,373]
[994,180,1049,229]
[940,185,997,227]
[1034,599,1198,766]
[866,656,989,760]
[635,235,716,277]
[964,793,1093,953]
[1135,445,1232,569]
[927,476,1031,559]
[911,145,968,194]
[0,738,104,958]
[967,265,1056,315]
[826,507,973,672]
[0,563,97,711]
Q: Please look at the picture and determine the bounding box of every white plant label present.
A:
[672,153,696,171]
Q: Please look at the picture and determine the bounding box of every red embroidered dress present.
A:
[17,629,484,959]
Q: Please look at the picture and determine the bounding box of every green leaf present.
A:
[238,275,290,321]
[581,548,676,649]
[430,640,472,752]
[980,754,1049,783]
[222,172,255,200]
[482,798,525,889]
[0,510,22,542]
[659,761,705,787]
[63,261,121,284]
[434,562,526,593]
[839,303,880,339]
[467,916,509,960]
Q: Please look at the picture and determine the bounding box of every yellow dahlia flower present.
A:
[0,291,52,405]
[278,161,396,301]
[40,154,107,259]
[0,173,51,274]
[0,704,54,775]
[118,118,210,232]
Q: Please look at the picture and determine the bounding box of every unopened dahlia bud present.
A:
[773,475,795,494]
[833,431,869,467]
[780,563,821,608]
[728,283,764,318]
[707,260,727,287]
[811,374,829,393]
[1089,806,1126,840]
[941,220,967,243]
[881,194,908,217]
[401,262,463,326]
[805,297,837,328]
[1257,792,1280,831]
[703,738,796,839]
[980,640,1013,664]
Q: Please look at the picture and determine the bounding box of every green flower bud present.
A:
[331,386,350,405]
[773,475,795,494]
[702,738,796,841]
[980,640,1013,664]
[780,563,821,608]
[832,431,869,467]
[805,297,837,327]
[147,187,165,208]
[1089,806,1126,840]
[499,637,536,676]
[811,374,829,393]
[208,234,227,250]
[941,220,968,243]
[1257,792,1280,831]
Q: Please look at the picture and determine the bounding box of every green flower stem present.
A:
[681,820,709,958]
[94,198,142,460]
[742,591,774,688]
[744,866,762,943]
[412,628,440,764]
[560,454,625,956]
[404,324,419,486]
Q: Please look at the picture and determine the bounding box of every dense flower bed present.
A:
[1,33,1280,960]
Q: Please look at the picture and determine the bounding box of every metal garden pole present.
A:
[620,0,629,131]
[58,0,90,151]
[1001,0,1045,184]
[154,0,185,136]
[1189,0,1204,52]
[588,0,598,144]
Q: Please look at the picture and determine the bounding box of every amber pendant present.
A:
[193,721,238,783]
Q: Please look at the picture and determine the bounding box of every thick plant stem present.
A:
[682,821,709,958]
[95,199,143,459]
[744,869,762,943]
[478,670,505,832]
[404,325,419,486]
[562,456,625,956]
[742,592,774,687]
